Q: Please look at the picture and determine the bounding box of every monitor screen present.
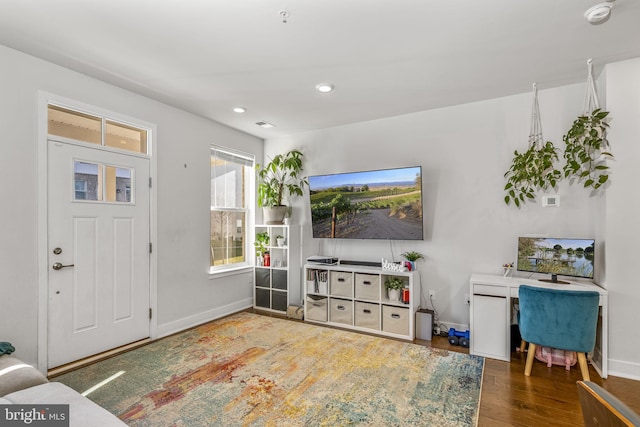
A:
[517,237,595,281]
[308,166,423,240]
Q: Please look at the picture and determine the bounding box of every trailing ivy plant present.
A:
[562,108,613,190]
[504,141,562,207]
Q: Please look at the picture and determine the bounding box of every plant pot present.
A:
[277,238,285,247]
[388,288,401,301]
[263,206,287,224]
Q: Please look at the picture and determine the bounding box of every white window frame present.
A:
[209,146,254,275]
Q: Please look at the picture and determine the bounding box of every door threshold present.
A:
[48,338,151,378]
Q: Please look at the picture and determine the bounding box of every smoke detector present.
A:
[584,2,614,24]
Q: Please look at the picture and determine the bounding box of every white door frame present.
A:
[36,91,158,373]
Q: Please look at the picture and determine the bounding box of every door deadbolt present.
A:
[52,262,74,270]
[53,247,62,255]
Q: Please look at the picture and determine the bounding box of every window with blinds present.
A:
[210,147,254,270]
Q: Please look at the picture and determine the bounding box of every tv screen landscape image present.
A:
[308,166,423,240]
[517,237,595,281]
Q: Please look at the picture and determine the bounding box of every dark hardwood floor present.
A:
[255,309,640,426]
[424,335,640,426]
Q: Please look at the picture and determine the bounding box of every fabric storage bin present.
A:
[255,268,270,288]
[306,295,328,322]
[272,269,287,290]
[355,301,380,330]
[355,273,380,301]
[330,271,353,297]
[255,288,270,309]
[330,298,353,325]
[382,305,410,336]
[272,290,288,311]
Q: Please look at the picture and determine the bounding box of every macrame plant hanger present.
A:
[583,59,600,115]
[529,83,544,149]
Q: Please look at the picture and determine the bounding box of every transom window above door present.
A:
[48,105,148,155]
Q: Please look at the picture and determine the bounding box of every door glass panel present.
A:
[49,105,101,145]
[74,161,102,201]
[105,166,133,203]
[105,121,148,154]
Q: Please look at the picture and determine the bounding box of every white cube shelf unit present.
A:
[253,225,301,313]
[304,263,421,340]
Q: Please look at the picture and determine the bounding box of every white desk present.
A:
[469,273,608,378]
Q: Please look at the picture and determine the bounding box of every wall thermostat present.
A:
[542,195,560,207]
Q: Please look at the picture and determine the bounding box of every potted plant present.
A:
[256,149,309,224]
[384,277,404,301]
[562,108,613,190]
[401,251,424,271]
[254,231,270,265]
[275,234,285,247]
[503,141,561,207]
[503,83,562,207]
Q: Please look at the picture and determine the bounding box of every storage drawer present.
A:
[330,298,353,326]
[354,301,380,330]
[306,295,328,322]
[330,271,353,297]
[473,284,507,297]
[355,273,380,300]
[382,305,410,336]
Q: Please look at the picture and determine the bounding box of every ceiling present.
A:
[2,0,640,139]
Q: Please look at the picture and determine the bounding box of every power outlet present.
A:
[429,289,436,300]
[465,294,470,305]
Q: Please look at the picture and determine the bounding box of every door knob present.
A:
[52,262,74,270]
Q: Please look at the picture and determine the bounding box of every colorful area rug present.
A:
[54,312,484,426]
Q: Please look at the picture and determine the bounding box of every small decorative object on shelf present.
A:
[502,262,514,277]
[276,235,285,247]
[400,251,424,271]
[401,286,410,304]
[384,277,404,301]
[382,258,407,272]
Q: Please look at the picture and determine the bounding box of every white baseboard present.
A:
[608,358,640,381]
[156,298,253,338]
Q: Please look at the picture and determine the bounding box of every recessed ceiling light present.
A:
[584,2,613,24]
[256,121,275,128]
[233,107,246,113]
[316,83,335,93]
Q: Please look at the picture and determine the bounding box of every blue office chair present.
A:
[518,284,600,381]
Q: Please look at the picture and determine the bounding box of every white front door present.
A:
[47,140,150,369]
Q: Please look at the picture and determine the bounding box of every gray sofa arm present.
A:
[0,355,48,397]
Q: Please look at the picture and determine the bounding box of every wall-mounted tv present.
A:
[308,166,423,240]
[517,237,595,284]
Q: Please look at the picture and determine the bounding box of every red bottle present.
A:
[263,253,271,267]
[401,288,410,304]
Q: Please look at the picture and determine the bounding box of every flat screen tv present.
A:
[308,166,423,240]
[517,237,595,284]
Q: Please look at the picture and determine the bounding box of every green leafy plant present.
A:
[254,231,270,256]
[401,251,424,262]
[503,141,562,207]
[384,277,404,290]
[562,108,613,190]
[256,149,309,208]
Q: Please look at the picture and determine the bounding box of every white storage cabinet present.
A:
[253,225,301,313]
[304,263,420,340]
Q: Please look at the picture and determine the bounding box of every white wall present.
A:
[603,57,640,379]
[266,84,601,336]
[0,44,263,366]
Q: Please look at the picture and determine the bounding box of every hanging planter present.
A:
[562,59,613,190]
[504,83,561,207]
